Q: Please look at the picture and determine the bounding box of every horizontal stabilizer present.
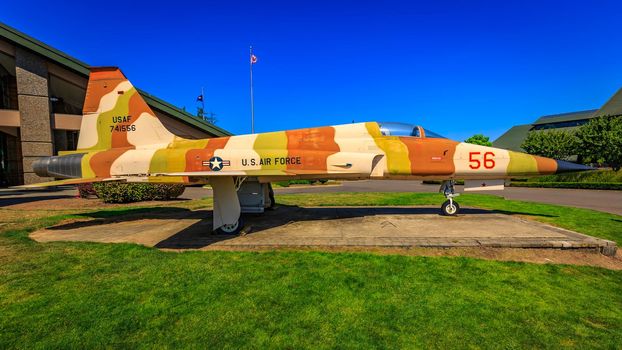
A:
[11,177,120,189]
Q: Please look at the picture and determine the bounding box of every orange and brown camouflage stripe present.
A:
[285,126,340,172]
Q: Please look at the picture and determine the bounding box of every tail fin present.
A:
[76,67,175,151]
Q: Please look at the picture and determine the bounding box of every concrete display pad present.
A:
[31,206,617,256]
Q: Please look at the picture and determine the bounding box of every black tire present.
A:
[441,200,460,216]
[215,218,244,235]
[268,184,276,210]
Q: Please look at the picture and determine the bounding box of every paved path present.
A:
[272,180,622,215]
[2,180,621,215]
[30,206,616,255]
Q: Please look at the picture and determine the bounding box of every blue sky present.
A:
[3,1,622,140]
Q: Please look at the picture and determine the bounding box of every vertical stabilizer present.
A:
[77,67,175,151]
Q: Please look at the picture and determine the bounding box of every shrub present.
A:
[76,183,97,198]
[575,115,622,170]
[93,182,186,203]
[521,130,578,160]
[464,134,492,146]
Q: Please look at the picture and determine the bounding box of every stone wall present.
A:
[15,47,53,184]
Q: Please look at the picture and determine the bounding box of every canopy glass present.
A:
[378,122,445,138]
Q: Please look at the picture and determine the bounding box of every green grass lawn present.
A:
[1,193,622,348]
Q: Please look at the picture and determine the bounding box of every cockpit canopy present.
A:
[378,122,445,138]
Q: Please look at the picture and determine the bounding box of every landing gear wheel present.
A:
[441,200,460,216]
[215,218,243,235]
[267,184,276,210]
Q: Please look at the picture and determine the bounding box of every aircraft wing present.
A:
[15,167,367,189]
[157,167,366,177]
[158,170,289,177]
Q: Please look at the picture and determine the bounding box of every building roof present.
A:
[0,21,231,137]
[494,86,622,151]
[532,109,597,125]
[594,87,622,117]
[530,88,622,125]
[491,124,532,151]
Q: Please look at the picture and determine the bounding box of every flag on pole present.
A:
[196,94,203,102]
[249,46,256,133]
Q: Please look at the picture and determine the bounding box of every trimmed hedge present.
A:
[509,182,622,190]
[93,182,186,203]
[273,179,329,187]
[524,169,622,183]
[420,180,622,190]
[421,180,465,185]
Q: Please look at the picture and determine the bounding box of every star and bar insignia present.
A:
[202,156,230,171]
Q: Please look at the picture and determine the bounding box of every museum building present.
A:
[0,22,230,186]
[493,87,622,152]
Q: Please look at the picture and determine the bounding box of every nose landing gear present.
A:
[439,180,460,216]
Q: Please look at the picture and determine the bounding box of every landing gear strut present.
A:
[211,177,243,234]
[439,180,460,216]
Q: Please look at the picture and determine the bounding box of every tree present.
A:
[575,116,622,171]
[464,134,492,146]
[521,130,578,160]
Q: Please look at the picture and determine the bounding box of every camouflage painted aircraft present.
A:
[26,67,593,233]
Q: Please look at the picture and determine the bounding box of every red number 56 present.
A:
[469,152,495,169]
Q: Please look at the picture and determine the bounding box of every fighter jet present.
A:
[26,67,593,233]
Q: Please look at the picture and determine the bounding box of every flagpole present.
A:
[249,45,255,134]
[201,86,205,121]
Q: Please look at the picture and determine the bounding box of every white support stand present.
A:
[210,177,241,232]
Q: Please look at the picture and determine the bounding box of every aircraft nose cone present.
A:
[555,160,595,174]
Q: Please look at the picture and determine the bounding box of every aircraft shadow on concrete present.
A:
[153,205,496,249]
[42,204,558,250]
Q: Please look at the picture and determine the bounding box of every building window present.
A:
[0,130,21,186]
[67,131,79,150]
[49,74,85,115]
[532,119,589,130]
[53,130,79,154]
[0,131,7,186]
[0,52,18,110]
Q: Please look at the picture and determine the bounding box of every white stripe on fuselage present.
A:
[327,123,386,176]
[214,134,262,171]
[110,149,159,176]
